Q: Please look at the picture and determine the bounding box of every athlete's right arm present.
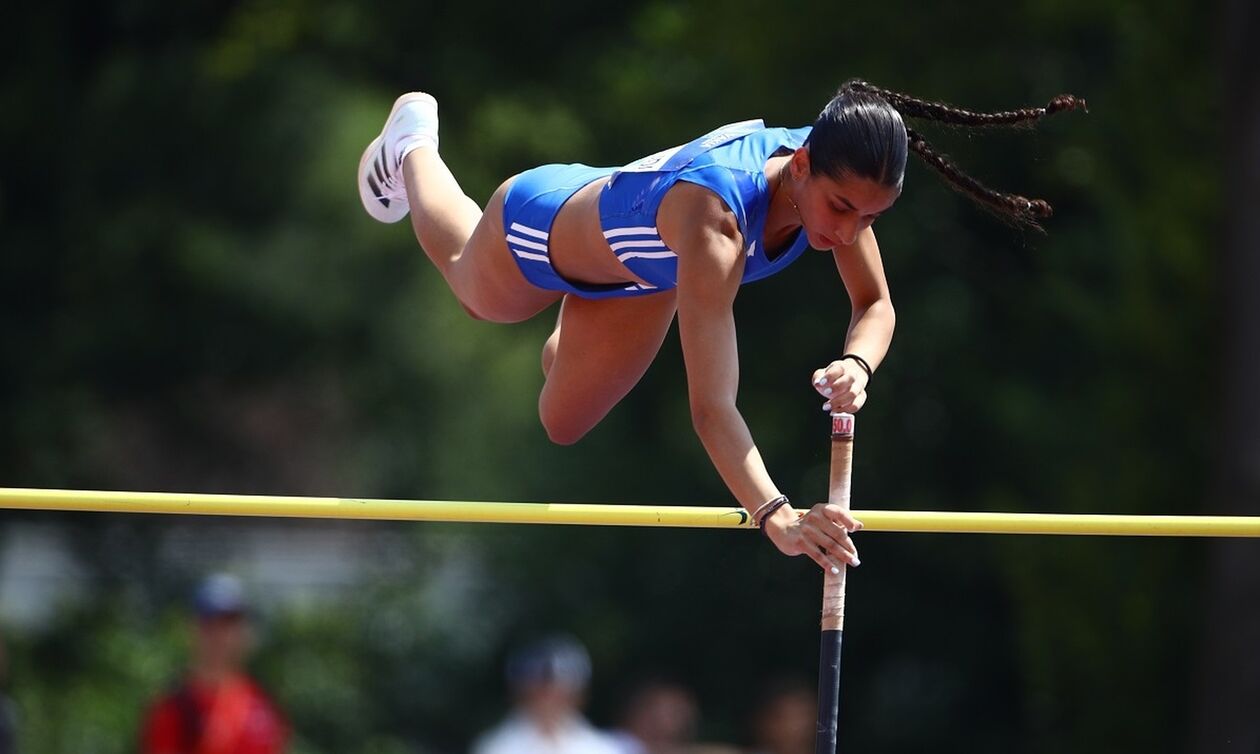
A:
[659,184,859,571]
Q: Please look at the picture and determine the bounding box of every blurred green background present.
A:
[2,0,1257,752]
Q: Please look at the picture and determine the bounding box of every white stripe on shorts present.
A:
[617,250,677,262]
[608,239,669,252]
[505,234,548,252]
[603,226,660,239]
[509,223,550,240]
[512,248,549,263]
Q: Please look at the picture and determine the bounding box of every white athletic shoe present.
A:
[358,92,440,224]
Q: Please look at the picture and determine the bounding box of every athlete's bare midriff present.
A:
[547,178,654,288]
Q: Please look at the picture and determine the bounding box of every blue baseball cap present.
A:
[192,574,248,619]
[506,634,592,690]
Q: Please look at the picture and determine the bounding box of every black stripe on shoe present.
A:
[366,174,390,208]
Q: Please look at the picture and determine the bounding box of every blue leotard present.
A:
[502,120,812,299]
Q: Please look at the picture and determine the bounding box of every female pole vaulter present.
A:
[357,79,1084,573]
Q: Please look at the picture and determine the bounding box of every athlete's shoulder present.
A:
[658,180,742,249]
[661,180,738,222]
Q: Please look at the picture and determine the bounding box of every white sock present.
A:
[395,135,438,167]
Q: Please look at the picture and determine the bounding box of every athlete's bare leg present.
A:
[400,154,560,323]
[400,148,481,280]
[539,291,678,444]
[358,93,559,323]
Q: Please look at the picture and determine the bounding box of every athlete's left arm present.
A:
[811,226,896,413]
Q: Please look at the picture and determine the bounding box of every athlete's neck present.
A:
[764,155,803,253]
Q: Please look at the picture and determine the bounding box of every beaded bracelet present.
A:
[751,496,782,523]
[756,495,791,537]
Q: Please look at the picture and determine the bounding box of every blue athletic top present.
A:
[597,120,814,293]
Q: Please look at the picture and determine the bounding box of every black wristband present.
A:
[841,353,873,379]
[757,495,791,537]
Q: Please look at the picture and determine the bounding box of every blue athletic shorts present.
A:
[502,164,659,299]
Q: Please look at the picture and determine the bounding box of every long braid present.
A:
[830,80,1085,228]
[906,127,1052,229]
[846,79,1087,128]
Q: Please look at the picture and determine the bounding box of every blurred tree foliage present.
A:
[0,0,1222,752]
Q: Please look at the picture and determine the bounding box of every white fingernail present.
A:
[823,388,833,396]
[822,403,831,411]
[830,566,840,574]
[814,376,826,386]
[853,558,861,567]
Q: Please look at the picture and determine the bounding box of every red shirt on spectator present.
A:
[142,673,288,754]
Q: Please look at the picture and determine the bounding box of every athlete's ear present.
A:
[790,146,811,180]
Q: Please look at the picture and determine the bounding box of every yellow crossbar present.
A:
[1,488,1258,537]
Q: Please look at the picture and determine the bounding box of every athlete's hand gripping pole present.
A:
[816,411,854,754]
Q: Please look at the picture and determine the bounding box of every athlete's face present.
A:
[790,148,901,249]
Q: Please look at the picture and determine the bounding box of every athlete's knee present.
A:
[460,300,488,321]
[544,424,588,446]
[538,398,593,446]
[539,411,591,446]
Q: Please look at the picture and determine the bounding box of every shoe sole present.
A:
[357,92,438,224]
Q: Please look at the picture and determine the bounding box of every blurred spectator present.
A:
[473,635,618,754]
[748,680,815,754]
[0,635,14,754]
[608,679,697,754]
[140,574,288,754]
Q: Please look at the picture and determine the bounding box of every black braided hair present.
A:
[807,80,1086,230]
[907,127,1053,227]
[846,79,1087,128]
